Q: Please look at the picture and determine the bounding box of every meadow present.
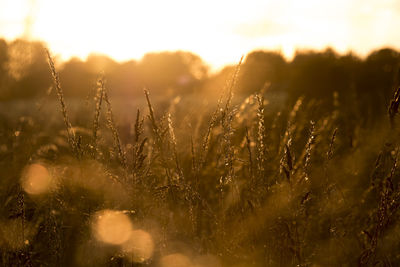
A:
[1,43,400,266]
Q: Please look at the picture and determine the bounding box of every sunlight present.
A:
[28,0,245,67]
[2,0,399,69]
[2,0,400,265]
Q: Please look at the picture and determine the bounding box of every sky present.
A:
[1,0,400,70]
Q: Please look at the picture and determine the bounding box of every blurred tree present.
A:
[0,39,8,99]
[202,65,236,98]
[0,37,399,129]
[86,54,118,75]
[335,53,362,94]
[108,60,140,96]
[355,48,400,118]
[0,39,7,72]
[6,39,52,99]
[237,51,287,94]
[138,51,208,96]
[289,49,340,101]
[59,58,95,97]
[60,54,129,97]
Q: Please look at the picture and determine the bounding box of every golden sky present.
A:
[1,0,400,69]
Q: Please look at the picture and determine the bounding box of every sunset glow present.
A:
[2,0,400,264]
[1,0,400,69]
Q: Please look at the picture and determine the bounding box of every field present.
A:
[1,48,400,267]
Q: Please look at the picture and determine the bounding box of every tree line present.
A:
[1,38,399,120]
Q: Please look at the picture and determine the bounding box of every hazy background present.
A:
[1,1,400,266]
[1,0,400,131]
[1,0,400,69]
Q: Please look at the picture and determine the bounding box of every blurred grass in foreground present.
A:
[0,49,400,266]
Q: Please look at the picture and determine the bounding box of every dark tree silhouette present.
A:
[5,40,51,99]
[355,48,400,118]
[59,58,96,97]
[238,50,287,94]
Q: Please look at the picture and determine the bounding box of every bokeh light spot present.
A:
[122,229,154,263]
[21,163,53,195]
[93,210,133,245]
[160,253,192,267]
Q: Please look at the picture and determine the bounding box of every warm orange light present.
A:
[2,0,399,70]
[93,210,133,245]
[21,163,54,195]
[121,229,154,263]
[1,1,400,70]
[160,253,192,267]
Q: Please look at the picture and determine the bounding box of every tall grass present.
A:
[1,51,400,266]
